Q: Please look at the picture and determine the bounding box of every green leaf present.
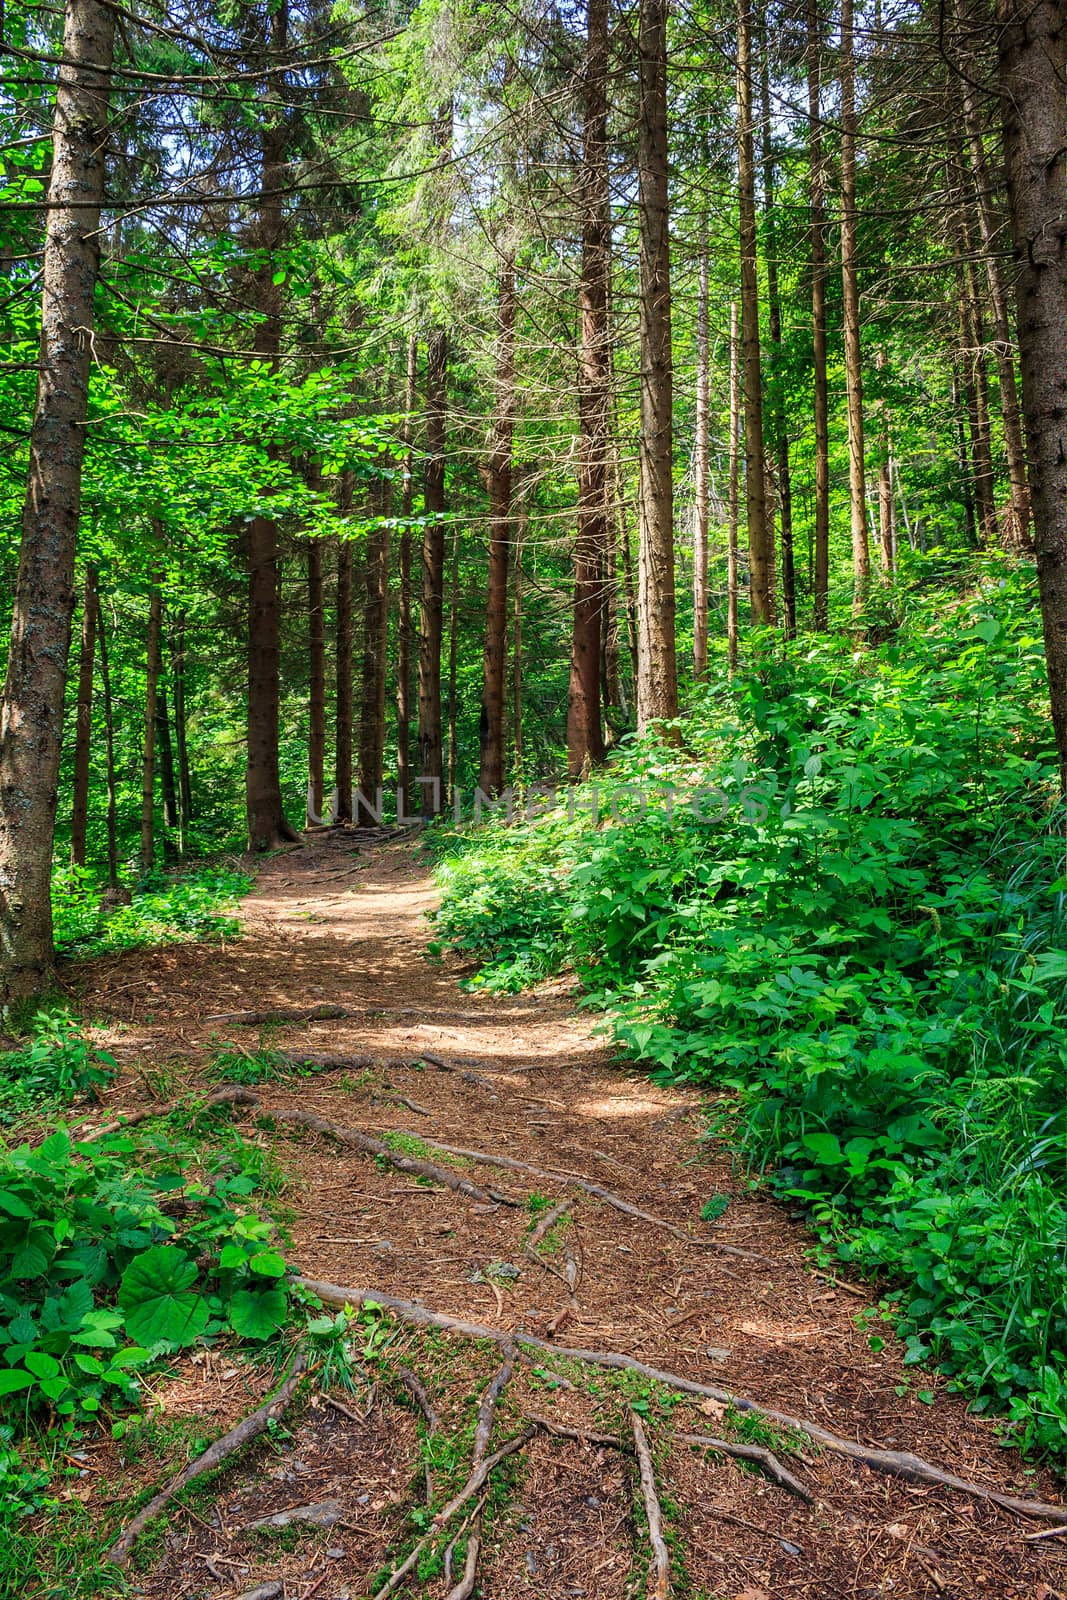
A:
[0,1191,33,1218]
[228,1287,287,1341]
[248,1249,286,1278]
[118,1245,210,1349]
[23,1351,60,1380]
[0,1370,35,1396]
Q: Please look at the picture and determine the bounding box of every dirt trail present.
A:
[81,832,1064,1600]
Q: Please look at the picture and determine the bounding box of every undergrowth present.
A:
[432,567,1067,1460]
[51,862,249,959]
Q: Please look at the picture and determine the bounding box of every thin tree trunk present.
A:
[760,38,796,638]
[693,206,711,676]
[996,0,1067,788]
[95,591,121,894]
[397,333,418,807]
[70,566,97,868]
[840,0,870,612]
[0,0,116,998]
[141,583,163,873]
[954,254,997,544]
[955,7,1031,545]
[728,301,741,676]
[156,683,178,835]
[446,522,460,807]
[737,0,773,625]
[569,0,612,772]
[245,0,299,852]
[512,496,525,780]
[171,614,192,830]
[875,352,896,577]
[636,0,679,727]
[952,370,980,548]
[806,0,830,628]
[479,257,516,796]
[307,537,325,824]
[418,329,448,816]
[358,477,391,823]
[336,476,354,824]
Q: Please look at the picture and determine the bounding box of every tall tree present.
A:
[636,0,679,727]
[245,0,300,850]
[479,256,517,795]
[840,0,870,610]
[760,38,796,638]
[70,568,98,869]
[336,478,355,824]
[996,0,1067,787]
[358,480,391,822]
[737,0,774,625]
[306,464,326,826]
[0,0,117,999]
[396,334,418,806]
[140,582,163,871]
[693,179,711,677]
[806,0,831,627]
[568,0,611,774]
[418,329,448,815]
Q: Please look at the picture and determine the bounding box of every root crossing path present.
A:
[83,833,1064,1600]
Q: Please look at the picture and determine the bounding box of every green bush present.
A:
[51,864,249,958]
[0,1012,115,1125]
[433,570,1067,1457]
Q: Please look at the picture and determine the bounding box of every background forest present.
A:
[0,0,1065,1557]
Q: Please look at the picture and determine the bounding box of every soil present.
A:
[66,830,1065,1600]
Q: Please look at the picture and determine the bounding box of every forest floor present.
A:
[70,830,1064,1600]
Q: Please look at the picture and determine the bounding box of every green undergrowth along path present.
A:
[432,569,1067,1459]
[51,862,250,961]
[0,1069,296,1596]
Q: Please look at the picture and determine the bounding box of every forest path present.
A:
[84,831,1063,1600]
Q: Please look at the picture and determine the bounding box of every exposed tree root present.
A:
[523,1198,580,1306]
[293,1279,1066,1523]
[206,1004,360,1025]
[389,1133,768,1260]
[370,1428,535,1600]
[443,1501,483,1600]
[106,1351,308,1567]
[396,1362,439,1504]
[632,1408,672,1598]
[676,1431,814,1502]
[236,1095,519,1206]
[527,1414,629,1451]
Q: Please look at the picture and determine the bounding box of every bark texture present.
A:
[418,329,448,816]
[737,0,774,625]
[358,477,391,823]
[479,258,516,796]
[636,0,679,728]
[840,0,870,611]
[807,0,830,627]
[0,0,116,998]
[70,566,97,868]
[396,333,418,806]
[996,0,1067,787]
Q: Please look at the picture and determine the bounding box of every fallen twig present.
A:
[393,1133,767,1260]
[293,1278,1066,1524]
[676,1432,813,1502]
[632,1409,671,1598]
[106,1351,308,1566]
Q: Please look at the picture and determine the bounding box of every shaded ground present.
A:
[68,830,1065,1600]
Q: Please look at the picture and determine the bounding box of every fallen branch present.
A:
[106,1351,308,1567]
[395,1133,766,1260]
[632,1409,671,1598]
[79,1083,250,1143]
[238,1097,518,1206]
[294,1278,1066,1524]
[676,1432,813,1503]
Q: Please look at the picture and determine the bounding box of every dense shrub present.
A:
[433,570,1067,1457]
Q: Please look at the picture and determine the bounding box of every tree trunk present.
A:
[358,477,391,823]
[418,329,448,816]
[728,301,741,676]
[245,0,299,852]
[156,683,179,835]
[952,370,980,549]
[171,614,193,831]
[306,536,325,823]
[569,0,612,772]
[806,0,831,628]
[70,566,97,868]
[760,37,796,638]
[479,257,516,796]
[336,476,354,824]
[954,254,997,545]
[840,0,870,611]
[996,0,1067,788]
[95,591,121,894]
[955,7,1031,545]
[636,0,679,728]
[446,522,461,806]
[397,333,418,807]
[737,0,773,626]
[512,496,525,779]
[0,0,116,999]
[693,207,711,676]
[141,583,163,873]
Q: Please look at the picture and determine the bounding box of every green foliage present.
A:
[0,1119,289,1425]
[0,1011,115,1125]
[51,865,249,959]
[434,571,1067,1457]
